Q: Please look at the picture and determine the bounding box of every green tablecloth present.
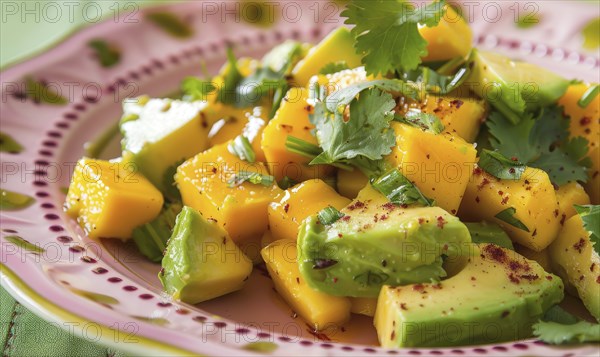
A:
[0,288,127,356]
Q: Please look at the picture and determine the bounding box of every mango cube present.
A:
[555,182,591,223]
[261,239,351,330]
[261,87,334,182]
[268,180,350,241]
[419,4,473,62]
[386,123,477,214]
[459,167,560,251]
[398,95,487,142]
[176,143,281,259]
[336,169,369,200]
[65,158,163,239]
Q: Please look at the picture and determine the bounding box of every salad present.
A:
[64,0,600,348]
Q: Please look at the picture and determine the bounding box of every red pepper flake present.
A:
[501,311,510,318]
[559,214,567,226]
[579,275,585,281]
[524,180,530,185]
[451,99,464,109]
[333,277,338,283]
[473,167,483,175]
[596,276,600,284]
[546,275,553,281]
[296,277,300,284]
[580,116,591,126]
[200,112,208,128]
[475,196,480,203]
[304,105,313,112]
[436,216,447,229]
[412,284,425,293]
[478,178,490,190]
[573,238,586,253]
[482,244,508,263]
[471,276,476,281]
[532,229,537,237]
[391,330,396,341]
[382,202,396,211]
[211,167,218,174]
[432,283,442,289]
[426,154,430,159]
[341,215,351,222]
[508,273,520,284]
[338,233,343,238]
[591,263,596,272]
[509,168,516,174]
[520,274,539,281]
[348,201,365,210]
[451,209,457,215]
[498,190,504,196]
[501,196,509,205]
[511,156,519,162]
[280,124,293,133]
[283,203,290,213]
[400,303,408,311]
[306,324,331,341]
[554,209,559,217]
[380,214,388,221]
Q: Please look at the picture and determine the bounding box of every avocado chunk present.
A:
[465,221,514,250]
[159,206,253,304]
[132,202,182,262]
[297,188,472,298]
[470,50,569,123]
[291,27,363,86]
[120,96,210,199]
[374,243,564,347]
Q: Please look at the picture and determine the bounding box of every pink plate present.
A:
[1,1,599,356]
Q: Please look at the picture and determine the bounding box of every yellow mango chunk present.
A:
[549,215,600,320]
[261,87,334,181]
[176,143,281,260]
[459,167,560,251]
[386,123,477,214]
[351,297,377,317]
[559,83,600,204]
[555,182,591,223]
[261,239,351,330]
[268,180,350,241]
[208,106,268,162]
[398,95,487,142]
[292,27,363,87]
[558,83,599,155]
[337,169,369,200]
[65,158,163,239]
[419,5,473,62]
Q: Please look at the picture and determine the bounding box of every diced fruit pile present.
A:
[65,0,600,348]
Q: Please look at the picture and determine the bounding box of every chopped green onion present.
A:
[228,135,256,163]
[88,39,120,68]
[494,207,529,232]
[371,169,434,207]
[228,171,274,188]
[278,176,297,190]
[577,84,599,108]
[478,149,526,180]
[318,206,345,225]
[285,136,323,159]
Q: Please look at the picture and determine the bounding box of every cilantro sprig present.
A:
[533,306,600,344]
[342,0,446,75]
[486,106,591,185]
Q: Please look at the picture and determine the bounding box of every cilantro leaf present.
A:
[574,204,600,256]
[478,149,526,180]
[311,88,396,165]
[88,40,120,68]
[495,207,529,232]
[319,61,350,75]
[487,106,591,185]
[533,306,600,344]
[371,169,434,207]
[342,0,446,75]
[394,111,444,134]
[325,79,419,112]
[401,52,473,95]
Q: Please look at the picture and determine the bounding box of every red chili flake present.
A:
[546,275,553,281]
[473,167,483,175]
[573,238,586,253]
[501,196,509,205]
[380,214,388,221]
[426,154,430,159]
[412,284,425,293]
[280,124,293,132]
[579,275,585,281]
[591,263,596,272]
[520,274,539,281]
[509,168,516,174]
[211,167,218,174]
[451,209,457,215]
[436,216,447,229]
[501,311,510,318]
[475,196,480,203]
[432,283,442,289]
[348,201,365,210]
[200,112,208,128]
[554,209,559,217]
[283,203,290,213]
[451,99,464,109]
[508,273,520,284]
[341,215,351,222]
[304,105,313,112]
[532,229,537,237]
[373,214,379,223]
[524,180,530,185]
[580,116,591,126]
[596,276,600,284]
[511,156,519,162]
[478,178,490,190]
[338,233,343,238]
[498,191,504,196]
[296,277,300,284]
[509,261,523,271]
[400,303,408,311]
[333,277,338,283]
[471,276,476,281]
[382,202,396,211]
[483,244,508,263]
